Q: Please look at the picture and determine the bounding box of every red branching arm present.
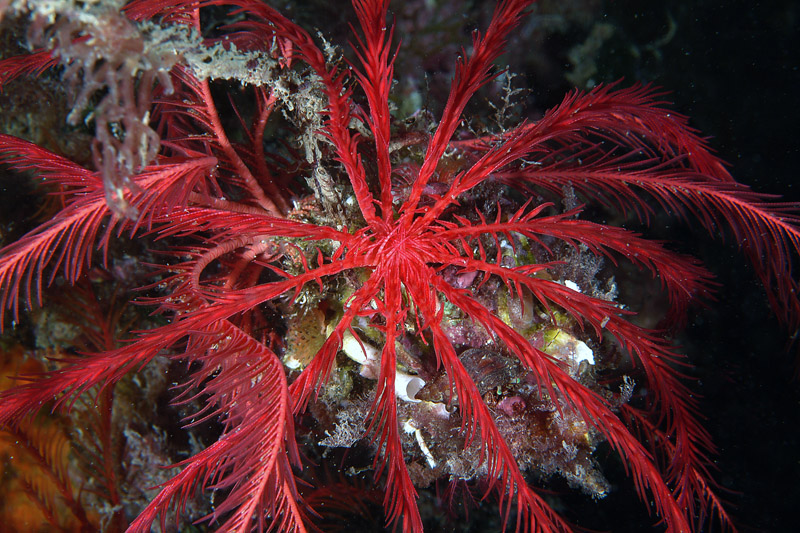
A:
[365,273,423,532]
[446,257,700,415]
[0,251,350,426]
[485,84,800,329]
[464,260,722,525]
[420,83,723,227]
[460,83,733,182]
[407,274,572,533]
[0,135,108,325]
[413,113,571,229]
[351,0,396,220]
[151,205,354,245]
[0,134,215,328]
[132,0,374,220]
[170,66,283,215]
[522,214,716,315]
[127,155,218,231]
[0,133,98,184]
[288,274,382,412]
[0,307,213,428]
[402,0,535,218]
[432,276,694,532]
[436,203,716,321]
[622,406,739,533]
[129,321,307,533]
[216,0,380,226]
[430,83,732,223]
[247,89,291,209]
[505,160,800,328]
[0,50,58,90]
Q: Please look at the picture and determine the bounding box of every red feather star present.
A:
[1,1,798,532]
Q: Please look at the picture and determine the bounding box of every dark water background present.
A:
[585,1,800,531]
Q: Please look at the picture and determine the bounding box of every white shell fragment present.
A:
[403,420,437,468]
[342,330,426,402]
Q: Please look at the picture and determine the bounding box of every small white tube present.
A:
[395,371,425,403]
[403,420,437,468]
[342,331,427,403]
